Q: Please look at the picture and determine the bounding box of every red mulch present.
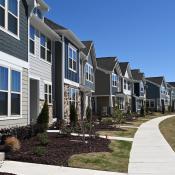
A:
[6,133,111,166]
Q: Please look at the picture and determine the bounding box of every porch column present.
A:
[109,95,113,115]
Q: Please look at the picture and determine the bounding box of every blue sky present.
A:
[45,0,175,81]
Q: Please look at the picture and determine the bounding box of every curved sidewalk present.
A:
[128,115,175,175]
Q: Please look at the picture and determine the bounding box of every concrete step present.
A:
[0,152,5,161]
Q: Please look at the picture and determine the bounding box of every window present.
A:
[68,45,77,72]
[150,100,155,108]
[0,66,21,116]
[11,70,21,115]
[0,0,5,28]
[124,80,127,89]
[117,97,124,110]
[85,63,94,82]
[112,73,117,87]
[69,88,78,108]
[128,82,131,90]
[29,25,35,54]
[40,34,52,63]
[0,0,19,36]
[0,66,8,116]
[44,84,52,104]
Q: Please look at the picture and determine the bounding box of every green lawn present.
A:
[68,140,132,173]
[97,128,137,138]
[159,116,175,151]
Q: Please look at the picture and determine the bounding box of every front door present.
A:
[30,79,39,124]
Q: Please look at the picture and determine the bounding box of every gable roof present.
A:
[146,76,165,86]
[131,69,144,81]
[119,62,129,76]
[96,57,117,71]
[44,18,85,49]
[81,41,93,56]
[167,82,175,88]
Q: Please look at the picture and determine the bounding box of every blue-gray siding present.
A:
[64,38,79,83]
[146,81,160,99]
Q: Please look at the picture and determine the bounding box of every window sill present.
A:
[39,58,52,65]
[68,67,77,73]
[0,115,22,121]
[0,26,20,40]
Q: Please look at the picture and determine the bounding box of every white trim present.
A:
[0,51,29,69]
[68,44,77,73]
[43,80,52,85]
[64,78,79,87]
[29,74,41,80]
[85,63,94,83]
[92,95,115,97]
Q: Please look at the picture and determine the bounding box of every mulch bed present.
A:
[6,133,111,166]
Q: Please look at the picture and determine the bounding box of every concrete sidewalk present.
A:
[128,114,175,175]
[0,161,127,175]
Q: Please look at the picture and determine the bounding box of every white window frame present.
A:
[85,63,93,83]
[0,0,20,39]
[29,25,35,55]
[44,83,52,105]
[68,44,77,73]
[69,87,78,108]
[0,64,22,119]
[40,33,52,64]
[112,73,117,87]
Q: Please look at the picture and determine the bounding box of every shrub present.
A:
[37,132,49,146]
[33,146,46,157]
[69,104,78,127]
[101,118,113,125]
[86,106,92,122]
[140,106,145,117]
[112,106,125,127]
[5,137,21,152]
[37,101,49,132]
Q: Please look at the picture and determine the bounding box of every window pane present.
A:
[11,93,20,115]
[0,0,5,6]
[30,25,35,40]
[40,46,45,59]
[47,50,51,62]
[69,48,72,58]
[73,60,76,71]
[0,66,8,91]
[0,92,7,115]
[8,0,18,16]
[8,13,17,35]
[69,58,72,69]
[49,85,51,93]
[11,70,20,92]
[30,40,35,54]
[45,84,47,93]
[40,34,45,46]
[47,39,51,50]
[73,51,77,60]
[49,95,52,104]
[0,7,5,27]
[45,94,48,102]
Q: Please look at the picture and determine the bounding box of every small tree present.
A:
[70,104,78,127]
[140,106,145,117]
[112,106,124,128]
[37,101,49,132]
[86,106,92,122]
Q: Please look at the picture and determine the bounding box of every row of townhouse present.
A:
[0,0,174,129]
[92,57,175,116]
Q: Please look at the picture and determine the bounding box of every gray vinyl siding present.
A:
[95,69,110,95]
[29,30,52,100]
[85,54,95,91]
[146,81,160,99]
[0,0,28,62]
[0,68,29,128]
[64,38,79,83]
[112,86,118,95]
